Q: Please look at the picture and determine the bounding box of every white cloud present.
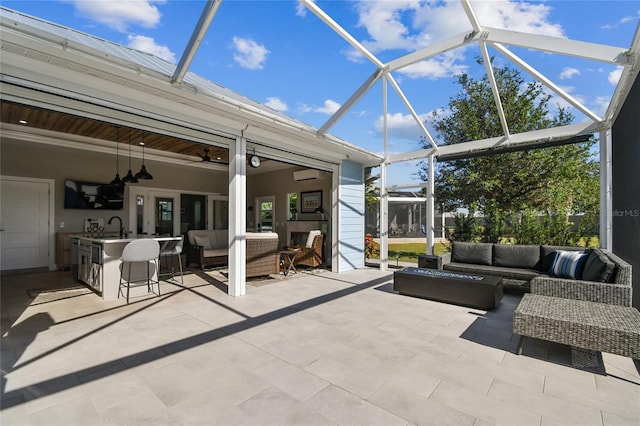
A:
[591,96,611,119]
[295,1,308,18]
[559,67,580,80]
[265,97,288,112]
[601,10,640,29]
[314,99,341,115]
[351,0,564,77]
[127,35,175,63]
[373,112,432,141]
[232,37,270,70]
[71,0,163,32]
[608,67,623,85]
[398,51,467,79]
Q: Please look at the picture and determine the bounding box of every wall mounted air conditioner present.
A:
[293,169,324,181]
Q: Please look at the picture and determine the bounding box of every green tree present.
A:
[419,59,599,244]
[364,167,379,210]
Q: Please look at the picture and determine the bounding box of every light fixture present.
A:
[134,131,153,180]
[122,128,138,184]
[110,127,124,188]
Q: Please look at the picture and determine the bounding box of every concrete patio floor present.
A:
[1,267,639,425]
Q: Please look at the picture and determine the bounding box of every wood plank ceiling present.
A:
[1,101,230,163]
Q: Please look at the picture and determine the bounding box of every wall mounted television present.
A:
[64,179,124,210]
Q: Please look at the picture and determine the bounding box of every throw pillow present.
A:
[549,250,588,279]
[193,235,212,249]
[581,248,617,282]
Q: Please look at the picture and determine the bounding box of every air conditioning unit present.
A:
[293,169,324,181]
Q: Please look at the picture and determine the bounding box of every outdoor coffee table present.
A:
[393,267,503,310]
[279,250,298,276]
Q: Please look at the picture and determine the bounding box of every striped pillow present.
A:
[549,250,588,279]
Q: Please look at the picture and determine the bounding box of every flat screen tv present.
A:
[64,179,124,210]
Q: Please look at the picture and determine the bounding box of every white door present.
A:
[0,177,52,270]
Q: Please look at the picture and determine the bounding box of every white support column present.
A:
[426,155,435,255]
[600,129,613,250]
[228,135,247,296]
[379,162,389,271]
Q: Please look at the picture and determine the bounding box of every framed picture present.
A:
[300,190,322,213]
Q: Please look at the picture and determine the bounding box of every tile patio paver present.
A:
[1,267,639,425]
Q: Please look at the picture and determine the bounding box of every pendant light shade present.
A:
[110,127,124,188]
[122,128,139,184]
[135,131,153,180]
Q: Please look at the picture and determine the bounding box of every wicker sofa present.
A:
[185,229,228,269]
[438,241,632,294]
[185,230,280,277]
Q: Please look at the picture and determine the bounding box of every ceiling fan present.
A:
[191,148,226,165]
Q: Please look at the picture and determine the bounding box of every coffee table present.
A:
[393,267,503,309]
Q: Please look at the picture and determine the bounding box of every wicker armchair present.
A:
[292,233,324,268]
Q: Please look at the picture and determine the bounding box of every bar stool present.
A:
[118,239,160,304]
[159,235,184,284]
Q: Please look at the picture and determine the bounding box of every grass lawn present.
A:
[369,242,450,263]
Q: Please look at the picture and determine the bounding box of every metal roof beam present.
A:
[480,41,510,139]
[386,30,477,72]
[605,22,640,123]
[172,0,222,84]
[483,27,632,66]
[492,42,602,122]
[386,122,599,163]
[386,73,438,149]
[461,0,482,32]
[301,0,384,69]
[318,69,382,135]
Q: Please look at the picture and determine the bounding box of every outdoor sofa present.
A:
[185,230,280,277]
[438,241,632,294]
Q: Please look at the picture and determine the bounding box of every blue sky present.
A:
[3,1,639,185]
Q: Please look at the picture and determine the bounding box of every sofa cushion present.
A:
[539,245,584,272]
[451,242,492,265]
[582,248,617,283]
[493,244,540,269]
[193,235,212,249]
[202,248,228,258]
[444,263,541,282]
[549,250,588,279]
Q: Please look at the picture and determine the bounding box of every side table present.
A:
[418,254,439,269]
[279,250,298,276]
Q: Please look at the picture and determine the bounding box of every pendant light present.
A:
[110,127,124,187]
[135,131,153,180]
[122,128,139,184]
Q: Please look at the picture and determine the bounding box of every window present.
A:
[288,192,298,220]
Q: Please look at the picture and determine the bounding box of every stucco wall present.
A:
[612,74,640,309]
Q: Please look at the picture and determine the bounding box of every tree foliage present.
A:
[418,59,599,244]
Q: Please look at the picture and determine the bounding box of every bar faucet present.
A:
[108,216,124,238]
